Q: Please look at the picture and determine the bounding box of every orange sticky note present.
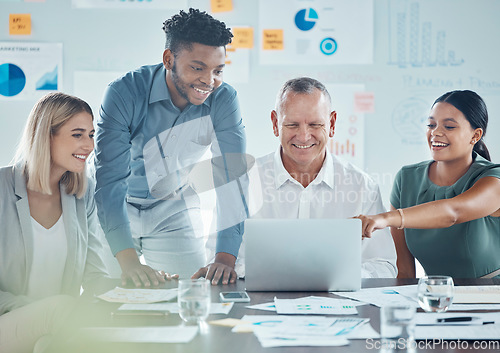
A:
[262,29,284,50]
[354,92,375,113]
[9,14,31,35]
[211,0,233,13]
[231,27,254,49]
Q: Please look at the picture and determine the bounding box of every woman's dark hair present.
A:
[433,90,491,161]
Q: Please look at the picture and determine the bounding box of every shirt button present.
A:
[171,135,176,139]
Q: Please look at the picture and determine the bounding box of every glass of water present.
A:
[417,275,454,312]
[380,305,416,340]
[178,279,211,324]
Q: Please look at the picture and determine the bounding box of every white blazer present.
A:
[0,165,108,316]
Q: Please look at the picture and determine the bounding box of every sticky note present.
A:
[9,14,31,35]
[211,0,232,13]
[263,29,284,50]
[354,92,375,113]
[231,27,254,49]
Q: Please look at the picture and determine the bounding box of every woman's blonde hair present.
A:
[13,92,94,198]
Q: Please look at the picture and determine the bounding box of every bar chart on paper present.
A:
[327,118,363,168]
[326,84,365,169]
[387,0,464,68]
[330,140,356,158]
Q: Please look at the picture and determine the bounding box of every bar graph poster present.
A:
[72,0,186,9]
[388,0,464,68]
[258,0,373,65]
[326,84,365,169]
[0,42,62,100]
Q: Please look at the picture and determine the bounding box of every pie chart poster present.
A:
[259,0,373,65]
[0,42,63,100]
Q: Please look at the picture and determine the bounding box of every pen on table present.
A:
[437,316,477,323]
[436,316,494,325]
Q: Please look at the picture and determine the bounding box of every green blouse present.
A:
[390,154,500,278]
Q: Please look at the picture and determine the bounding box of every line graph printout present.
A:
[259,0,373,65]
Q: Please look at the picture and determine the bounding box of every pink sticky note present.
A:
[354,92,375,113]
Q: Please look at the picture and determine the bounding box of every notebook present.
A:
[244,218,361,292]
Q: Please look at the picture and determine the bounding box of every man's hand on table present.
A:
[192,252,237,285]
[116,248,178,287]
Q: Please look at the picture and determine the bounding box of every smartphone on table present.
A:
[219,291,251,302]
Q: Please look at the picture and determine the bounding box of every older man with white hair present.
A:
[236,77,397,278]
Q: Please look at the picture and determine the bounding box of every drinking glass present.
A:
[178,279,211,324]
[417,275,454,313]
[380,305,416,340]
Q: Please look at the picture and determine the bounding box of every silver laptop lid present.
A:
[244,218,361,292]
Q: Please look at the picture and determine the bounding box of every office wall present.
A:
[1,0,499,206]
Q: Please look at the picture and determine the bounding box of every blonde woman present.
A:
[0,92,109,353]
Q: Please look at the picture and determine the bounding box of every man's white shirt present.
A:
[235,147,397,278]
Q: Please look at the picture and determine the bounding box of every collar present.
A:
[13,163,28,199]
[149,65,171,104]
[149,64,213,109]
[272,147,335,190]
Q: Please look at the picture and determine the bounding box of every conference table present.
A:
[49,278,500,353]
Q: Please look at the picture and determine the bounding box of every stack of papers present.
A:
[453,286,500,303]
[414,312,500,340]
[335,285,419,308]
[415,312,499,326]
[335,285,500,311]
[233,315,377,347]
[246,296,365,315]
[97,287,178,303]
[274,296,361,315]
[237,296,379,347]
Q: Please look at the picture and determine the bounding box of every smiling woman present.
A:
[0,92,109,353]
[358,90,500,279]
[15,93,95,198]
[50,111,94,184]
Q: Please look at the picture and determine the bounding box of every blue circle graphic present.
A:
[0,63,26,97]
[294,8,318,31]
[320,37,338,55]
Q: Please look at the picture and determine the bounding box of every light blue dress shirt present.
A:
[94,63,246,257]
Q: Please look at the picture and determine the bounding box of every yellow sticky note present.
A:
[231,27,254,49]
[211,0,233,13]
[9,14,31,35]
[262,29,284,50]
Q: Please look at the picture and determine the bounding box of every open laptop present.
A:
[244,218,361,292]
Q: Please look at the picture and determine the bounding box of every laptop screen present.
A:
[244,218,361,291]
